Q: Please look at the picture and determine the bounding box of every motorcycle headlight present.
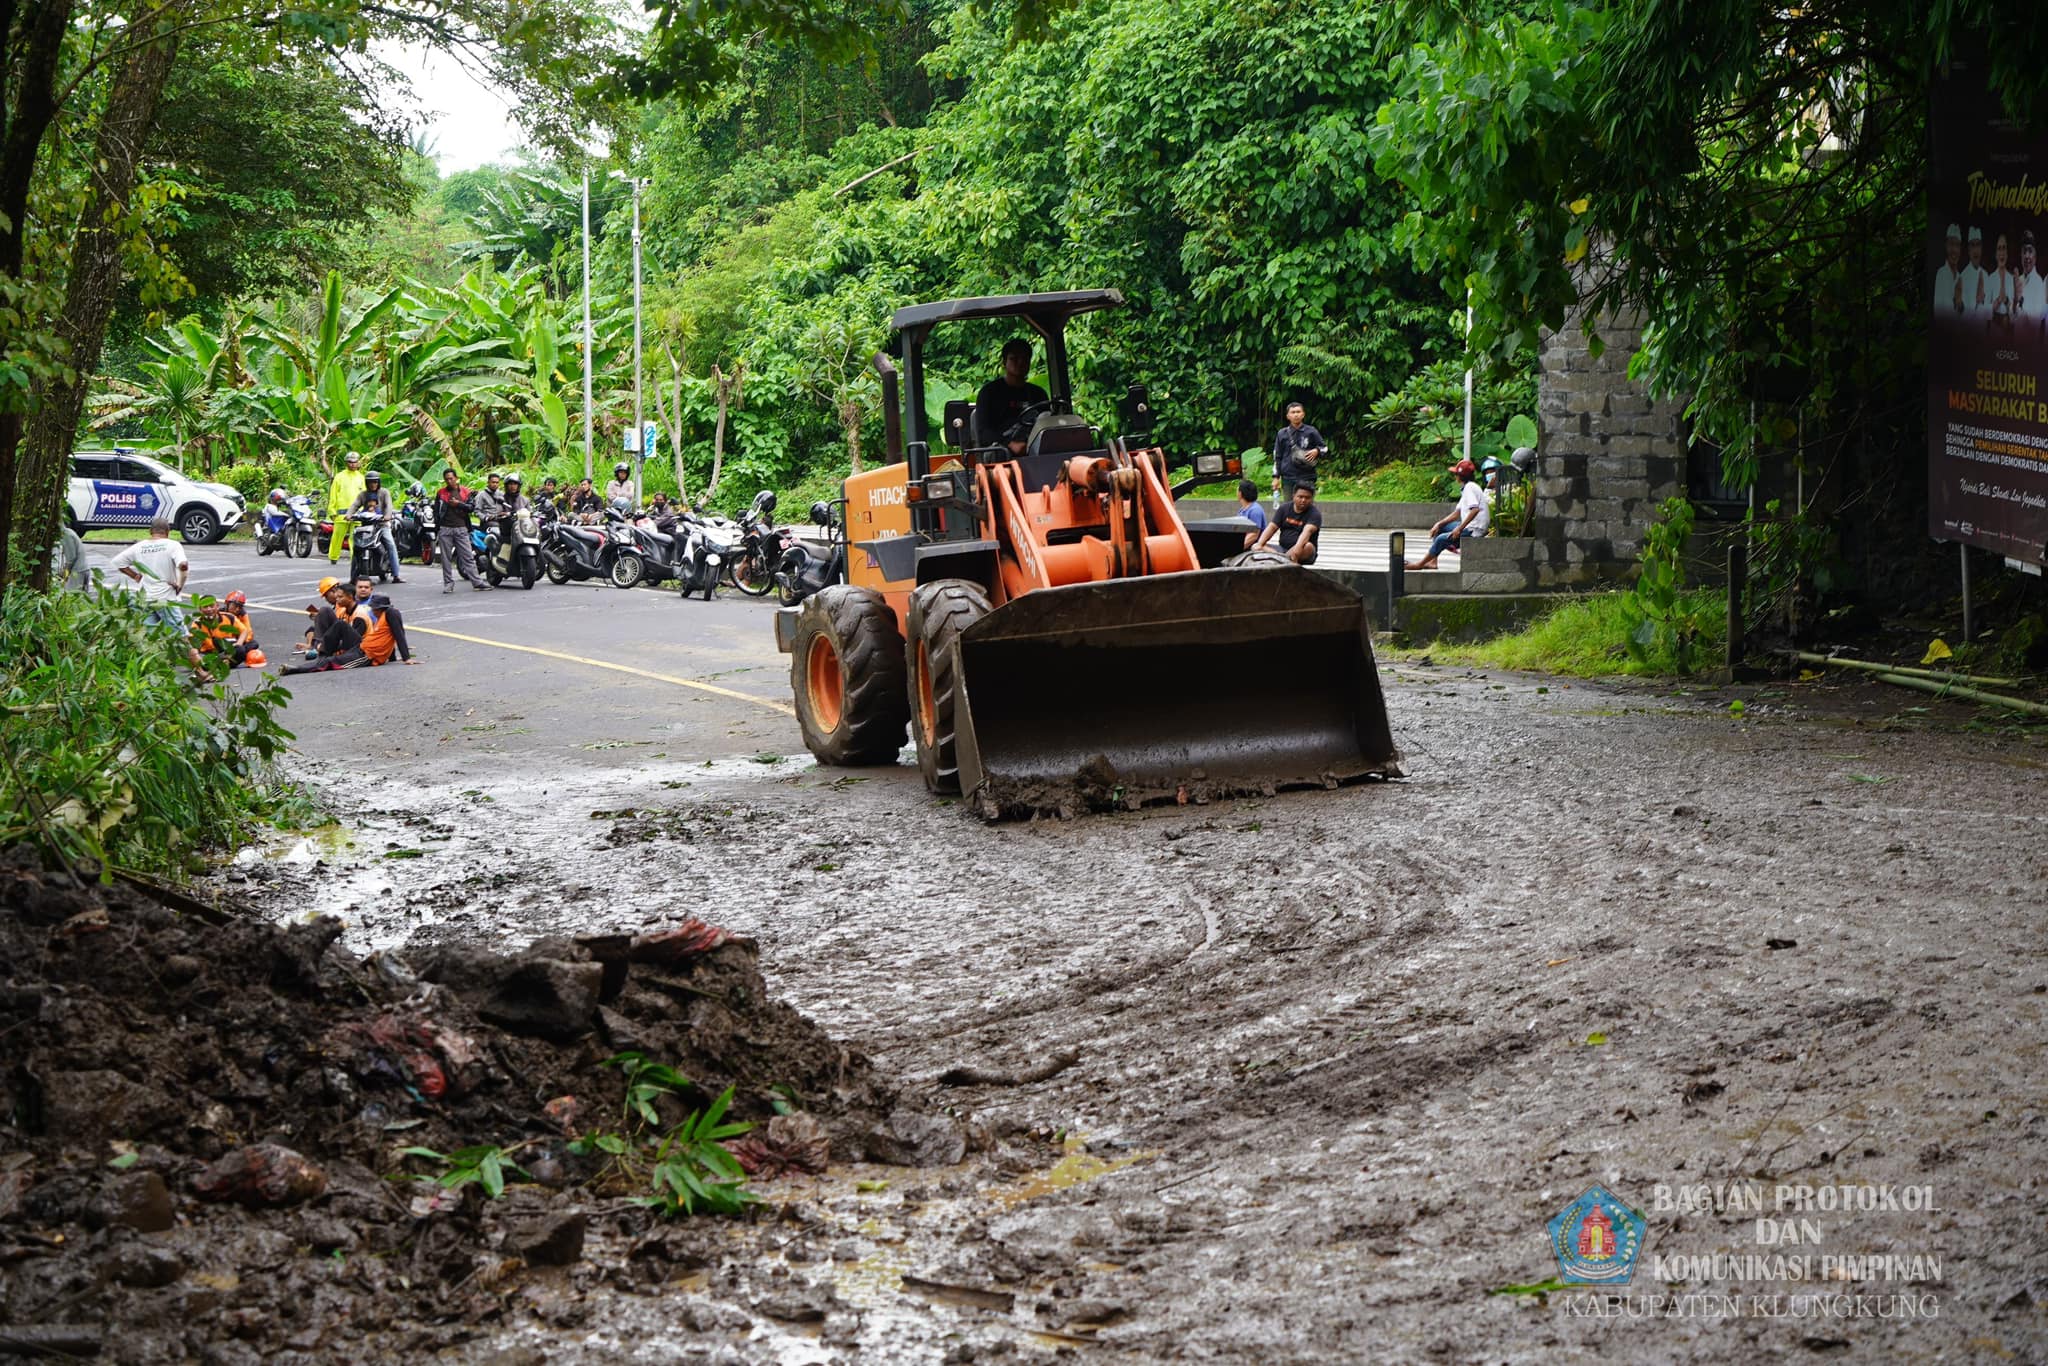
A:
[707,553,721,564]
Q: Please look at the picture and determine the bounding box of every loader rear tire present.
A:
[906,578,992,794]
[1222,548,1293,569]
[792,585,910,765]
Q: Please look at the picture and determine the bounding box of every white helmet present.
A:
[268,488,287,503]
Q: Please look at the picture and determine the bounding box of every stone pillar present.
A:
[1533,305,1689,585]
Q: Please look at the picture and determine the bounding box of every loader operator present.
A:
[974,338,1049,454]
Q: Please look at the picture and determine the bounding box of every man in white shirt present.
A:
[2019,231,2047,342]
[1963,226,1988,321]
[604,462,636,508]
[1407,458,1491,570]
[1934,223,1965,320]
[107,514,190,626]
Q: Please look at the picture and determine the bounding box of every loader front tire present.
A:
[792,585,910,765]
[1222,548,1293,569]
[906,578,992,794]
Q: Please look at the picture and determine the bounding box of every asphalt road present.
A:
[86,536,804,775]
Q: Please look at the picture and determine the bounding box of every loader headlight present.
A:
[1193,452,1226,476]
[924,476,955,501]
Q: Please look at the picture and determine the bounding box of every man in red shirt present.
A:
[432,466,492,593]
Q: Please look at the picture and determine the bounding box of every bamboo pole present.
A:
[1784,650,2023,689]
[1870,671,2048,719]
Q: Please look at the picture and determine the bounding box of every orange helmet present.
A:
[224,590,247,606]
[243,648,267,666]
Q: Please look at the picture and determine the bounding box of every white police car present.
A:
[67,448,245,544]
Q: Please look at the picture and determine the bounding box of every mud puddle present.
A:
[173,666,2048,1359]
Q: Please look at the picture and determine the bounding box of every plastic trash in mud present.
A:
[628,919,752,967]
[328,1009,485,1102]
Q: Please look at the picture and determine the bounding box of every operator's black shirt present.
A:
[973,377,1049,446]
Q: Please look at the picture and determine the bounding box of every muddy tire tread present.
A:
[907,579,992,794]
[793,586,909,765]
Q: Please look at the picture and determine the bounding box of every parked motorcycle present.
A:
[483,505,543,589]
[726,490,793,596]
[671,512,724,601]
[608,506,683,590]
[537,509,619,585]
[256,492,316,558]
[772,500,845,607]
[396,486,437,566]
[349,510,396,583]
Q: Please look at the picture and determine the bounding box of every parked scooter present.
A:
[772,500,845,607]
[727,490,793,596]
[483,505,543,589]
[349,509,396,583]
[538,508,619,585]
[396,485,437,566]
[255,490,316,557]
[671,510,724,601]
[607,503,683,590]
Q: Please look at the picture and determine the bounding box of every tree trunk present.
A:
[18,19,182,589]
[654,339,686,502]
[708,361,743,498]
[841,398,861,475]
[0,0,82,588]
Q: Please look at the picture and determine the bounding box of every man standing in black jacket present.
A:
[1272,401,1326,506]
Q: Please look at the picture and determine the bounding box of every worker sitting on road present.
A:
[349,577,417,666]
[974,338,1048,454]
[1253,483,1323,566]
[287,578,369,673]
[207,590,260,667]
[1407,458,1490,570]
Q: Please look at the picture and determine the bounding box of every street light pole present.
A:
[582,170,593,485]
[631,177,644,508]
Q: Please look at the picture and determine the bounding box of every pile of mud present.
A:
[0,848,960,1361]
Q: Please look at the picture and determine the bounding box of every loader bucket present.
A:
[951,567,1400,817]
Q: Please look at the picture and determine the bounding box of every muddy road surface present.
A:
[84,545,2048,1359]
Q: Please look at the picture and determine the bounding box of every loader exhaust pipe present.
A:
[949,567,1399,817]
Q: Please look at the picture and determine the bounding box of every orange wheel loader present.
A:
[772,290,1400,816]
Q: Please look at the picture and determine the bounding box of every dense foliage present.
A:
[0,585,302,874]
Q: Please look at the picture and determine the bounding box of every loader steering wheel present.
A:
[1000,399,1055,450]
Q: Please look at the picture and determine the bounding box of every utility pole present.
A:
[581,170,593,484]
[631,177,645,507]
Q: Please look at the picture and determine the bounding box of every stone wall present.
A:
[1533,306,1689,585]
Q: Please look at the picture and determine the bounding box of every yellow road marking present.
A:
[243,601,795,717]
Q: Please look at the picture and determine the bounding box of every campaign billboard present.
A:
[1928,56,2048,569]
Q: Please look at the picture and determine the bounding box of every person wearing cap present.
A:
[1252,481,1323,566]
[1271,401,1326,507]
[290,577,368,671]
[433,466,491,592]
[1935,223,1965,319]
[350,577,416,665]
[604,461,636,508]
[107,513,190,627]
[348,470,404,582]
[1963,226,1988,321]
[326,453,366,563]
[1408,458,1490,570]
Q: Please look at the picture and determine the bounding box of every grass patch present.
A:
[1395,589,1726,677]
[1308,460,1456,503]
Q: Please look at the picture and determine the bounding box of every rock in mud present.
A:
[192,1144,327,1208]
[728,1112,831,1177]
[864,1109,968,1167]
[91,1169,174,1232]
[418,948,603,1042]
[107,1240,186,1287]
[503,1210,586,1266]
